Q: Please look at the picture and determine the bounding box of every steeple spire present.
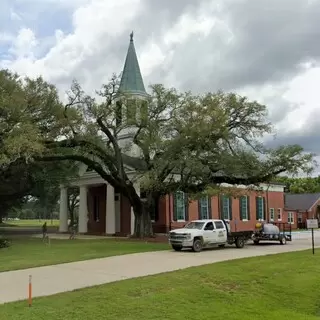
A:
[119,32,147,96]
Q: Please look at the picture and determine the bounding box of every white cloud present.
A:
[0,32,14,43]
[1,0,144,91]
[1,0,320,164]
[9,28,38,58]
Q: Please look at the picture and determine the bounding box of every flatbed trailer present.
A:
[252,221,292,245]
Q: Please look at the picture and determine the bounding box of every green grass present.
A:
[0,238,169,272]
[0,251,319,319]
[0,219,59,228]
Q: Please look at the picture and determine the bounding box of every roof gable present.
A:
[285,193,320,211]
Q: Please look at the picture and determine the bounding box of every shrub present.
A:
[0,238,10,248]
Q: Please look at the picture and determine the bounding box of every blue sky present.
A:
[0,0,73,59]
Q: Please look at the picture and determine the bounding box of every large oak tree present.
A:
[39,76,314,237]
[0,70,78,222]
[0,69,315,235]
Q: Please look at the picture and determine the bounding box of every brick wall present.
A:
[152,187,294,232]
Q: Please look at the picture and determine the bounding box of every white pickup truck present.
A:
[169,219,253,252]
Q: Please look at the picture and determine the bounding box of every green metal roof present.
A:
[119,32,147,96]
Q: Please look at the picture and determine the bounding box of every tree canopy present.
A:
[0,69,316,236]
[0,70,78,222]
[276,176,320,194]
[39,76,314,236]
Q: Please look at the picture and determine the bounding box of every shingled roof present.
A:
[285,193,320,211]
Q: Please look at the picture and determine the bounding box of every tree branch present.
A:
[96,117,126,178]
[44,138,119,175]
[161,168,287,195]
[35,154,121,188]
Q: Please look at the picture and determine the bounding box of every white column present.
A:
[106,184,116,234]
[78,185,88,234]
[131,183,140,235]
[130,207,135,236]
[59,187,68,232]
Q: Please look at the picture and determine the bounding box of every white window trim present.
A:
[200,196,209,220]
[240,196,248,221]
[222,196,230,220]
[277,208,282,221]
[269,208,275,221]
[288,211,294,224]
[176,191,186,222]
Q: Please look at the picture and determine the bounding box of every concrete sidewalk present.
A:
[0,237,319,305]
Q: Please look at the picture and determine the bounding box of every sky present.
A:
[1,0,320,173]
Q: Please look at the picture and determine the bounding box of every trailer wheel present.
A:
[192,239,203,252]
[172,245,182,251]
[235,237,245,248]
[279,236,287,245]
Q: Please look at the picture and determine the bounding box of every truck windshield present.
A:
[184,222,205,229]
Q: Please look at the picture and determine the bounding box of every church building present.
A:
[58,34,294,236]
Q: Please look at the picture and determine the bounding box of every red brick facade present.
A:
[153,188,296,233]
[86,183,297,235]
[86,185,132,236]
[286,203,320,229]
[284,193,320,229]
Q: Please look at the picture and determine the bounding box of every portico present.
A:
[59,165,140,235]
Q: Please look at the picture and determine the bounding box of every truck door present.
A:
[203,222,218,244]
[214,220,228,243]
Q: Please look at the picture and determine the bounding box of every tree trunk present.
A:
[133,204,154,238]
[121,184,155,238]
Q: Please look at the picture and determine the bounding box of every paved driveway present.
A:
[0,235,319,305]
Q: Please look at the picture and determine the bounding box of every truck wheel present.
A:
[253,240,260,245]
[172,245,182,251]
[235,237,245,248]
[279,236,287,245]
[192,239,203,252]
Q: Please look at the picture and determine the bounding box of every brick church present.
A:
[58,34,295,236]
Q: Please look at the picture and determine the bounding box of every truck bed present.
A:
[229,230,253,239]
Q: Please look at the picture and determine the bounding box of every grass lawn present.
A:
[0,219,59,228]
[0,238,169,272]
[1,250,320,320]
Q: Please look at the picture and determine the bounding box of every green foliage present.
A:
[135,87,315,194]
[0,68,316,236]
[0,71,42,167]
[0,70,68,167]
[0,238,10,249]
[0,70,78,220]
[276,176,320,194]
